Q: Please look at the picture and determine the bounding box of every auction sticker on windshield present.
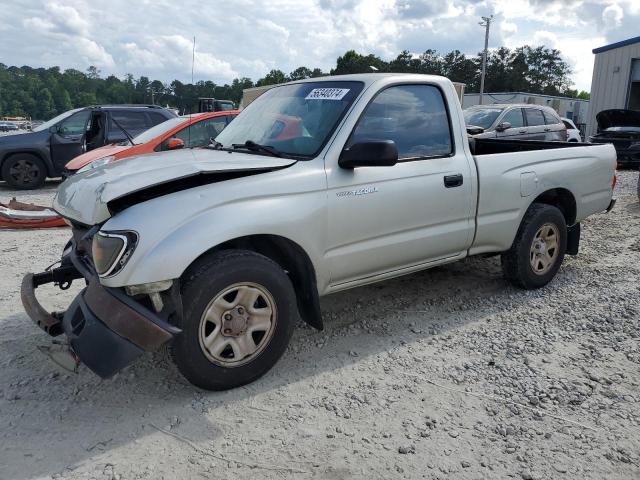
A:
[305,88,350,100]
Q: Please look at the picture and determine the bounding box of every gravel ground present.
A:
[0,171,638,480]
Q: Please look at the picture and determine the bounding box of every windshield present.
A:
[132,117,188,144]
[463,107,503,129]
[215,81,364,157]
[32,108,82,132]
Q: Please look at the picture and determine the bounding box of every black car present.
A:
[0,105,177,189]
[589,109,640,169]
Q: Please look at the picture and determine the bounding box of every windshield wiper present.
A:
[207,139,224,150]
[231,140,283,158]
[111,117,134,145]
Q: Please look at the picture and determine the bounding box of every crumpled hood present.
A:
[596,109,640,131]
[54,148,297,225]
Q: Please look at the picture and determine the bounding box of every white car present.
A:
[23,74,617,390]
[562,117,582,142]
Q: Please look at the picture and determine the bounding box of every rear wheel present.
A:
[171,250,297,390]
[1,153,47,189]
[501,203,567,289]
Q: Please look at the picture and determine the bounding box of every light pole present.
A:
[479,15,493,105]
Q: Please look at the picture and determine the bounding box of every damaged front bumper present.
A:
[21,246,180,378]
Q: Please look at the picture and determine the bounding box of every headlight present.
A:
[77,155,115,174]
[92,230,138,277]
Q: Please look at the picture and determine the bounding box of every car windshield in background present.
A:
[463,107,503,129]
[215,81,364,158]
[132,117,188,144]
[32,108,82,132]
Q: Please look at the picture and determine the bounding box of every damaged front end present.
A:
[21,224,181,378]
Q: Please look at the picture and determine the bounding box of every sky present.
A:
[1,0,639,92]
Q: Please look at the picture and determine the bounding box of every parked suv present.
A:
[464,104,567,141]
[0,105,176,189]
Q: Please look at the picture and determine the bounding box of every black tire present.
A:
[171,250,297,390]
[501,203,567,289]
[1,153,47,189]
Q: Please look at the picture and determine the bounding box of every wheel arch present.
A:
[183,234,324,330]
[531,187,577,226]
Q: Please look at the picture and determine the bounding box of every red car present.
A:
[65,110,238,173]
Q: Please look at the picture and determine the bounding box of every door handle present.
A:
[544,128,551,132]
[444,174,463,188]
[518,130,527,134]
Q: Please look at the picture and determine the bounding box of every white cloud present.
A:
[22,1,113,68]
[602,3,623,28]
[121,35,237,81]
[44,1,89,36]
[4,0,640,92]
[500,21,518,38]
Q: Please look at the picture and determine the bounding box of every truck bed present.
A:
[470,138,595,156]
[468,139,616,256]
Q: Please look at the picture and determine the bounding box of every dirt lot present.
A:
[0,172,639,480]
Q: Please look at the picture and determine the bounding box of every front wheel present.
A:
[171,250,297,390]
[501,203,567,289]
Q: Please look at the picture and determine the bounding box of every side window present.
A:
[543,110,560,125]
[57,110,91,136]
[148,112,170,126]
[167,117,229,149]
[348,84,452,160]
[501,109,524,128]
[110,111,150,136]
[524,108,545,127]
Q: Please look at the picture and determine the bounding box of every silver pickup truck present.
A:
[22,74,617,390]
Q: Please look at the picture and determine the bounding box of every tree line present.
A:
[0,45,588,121]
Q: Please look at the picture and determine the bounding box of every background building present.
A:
[587,36,640,137]
[463,92,589,135]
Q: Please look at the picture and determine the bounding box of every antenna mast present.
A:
[188,36,195,148]
[478,15,493,105]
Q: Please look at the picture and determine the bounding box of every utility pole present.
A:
[479,15,493,105]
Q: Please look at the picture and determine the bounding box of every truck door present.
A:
[325,84,475,285]
[50,109,91,172]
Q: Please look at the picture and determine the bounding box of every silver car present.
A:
[464,104,567,141]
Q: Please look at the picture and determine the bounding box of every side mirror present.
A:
[166,137,185,150]
[495,121,511,132]
[49,125,59,134]
[466,125,484,136]
[339,140,398,169]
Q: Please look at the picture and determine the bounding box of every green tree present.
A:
[256,69,288,86]
[332,50,388,75]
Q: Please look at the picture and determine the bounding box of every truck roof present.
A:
[290,73,455,85]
